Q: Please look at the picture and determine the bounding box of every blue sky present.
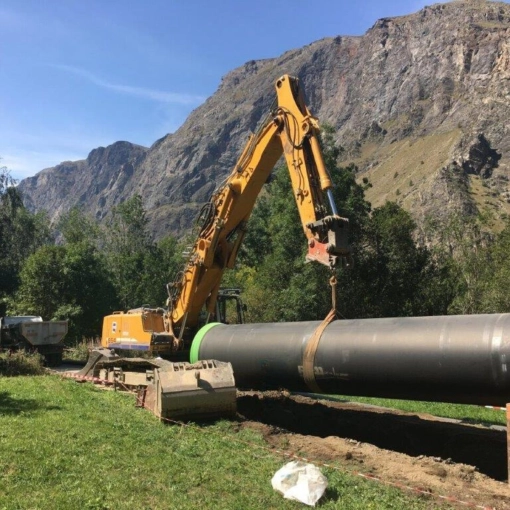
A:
[2,0,449,180]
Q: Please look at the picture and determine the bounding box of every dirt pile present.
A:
[236,391,510,509]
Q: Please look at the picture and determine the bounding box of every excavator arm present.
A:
[89,74,350,422]
[168,75,350,343]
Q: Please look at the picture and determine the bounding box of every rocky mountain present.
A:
[19,0,510,238]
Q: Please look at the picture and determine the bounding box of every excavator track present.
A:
[78,349,236,421]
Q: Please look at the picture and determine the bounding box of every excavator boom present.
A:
[92,75,350,421]
[168,75,349,341]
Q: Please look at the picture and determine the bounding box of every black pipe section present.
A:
[190,314,510,406]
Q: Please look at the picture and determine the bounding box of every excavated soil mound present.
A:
[236,391,510,509]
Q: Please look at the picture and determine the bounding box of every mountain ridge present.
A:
[19,1,510,237]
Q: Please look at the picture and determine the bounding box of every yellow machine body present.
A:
[101,309,172,353]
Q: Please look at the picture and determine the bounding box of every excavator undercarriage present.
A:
[78,349,237,421]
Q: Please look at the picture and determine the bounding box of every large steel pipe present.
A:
[190,314,510,406]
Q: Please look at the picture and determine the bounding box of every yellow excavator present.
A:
[79,74,350,421]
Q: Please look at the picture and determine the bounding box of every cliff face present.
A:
[20,141,148,222]
[19,1,510,237]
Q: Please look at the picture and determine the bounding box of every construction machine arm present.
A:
[168,75,349,342]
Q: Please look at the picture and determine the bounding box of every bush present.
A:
[0,351,45,376]
[64,339,100,362]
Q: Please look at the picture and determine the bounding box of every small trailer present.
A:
[0,316,68,366]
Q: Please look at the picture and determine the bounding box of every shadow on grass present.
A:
[461,416,505,427]
[322,486,341,504]
[0,391,61,415]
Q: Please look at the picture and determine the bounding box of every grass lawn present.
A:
[0,375,448,510]
[329,395,507,427]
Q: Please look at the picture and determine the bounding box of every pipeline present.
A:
[190,313,510,406]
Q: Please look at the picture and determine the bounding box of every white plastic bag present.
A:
[271,460,328,506]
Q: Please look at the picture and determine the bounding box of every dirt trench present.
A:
[235,391,510,509]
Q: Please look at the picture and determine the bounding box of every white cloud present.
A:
[1,150,87,181]
[52,64,206,105]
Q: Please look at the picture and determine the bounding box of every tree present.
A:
[0,166,50,300]
[58,206,101,245]
[467,219,510,314]
[156,234,182,294]
[12,198,182,341]
[427,214,493,315]
[11,207,119,340]
[347,202,443,317]
[13,246,67,320]
[13,242,116,341]
[103,195,181,309]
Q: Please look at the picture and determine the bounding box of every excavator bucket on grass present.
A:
[141,360,237,421]
[77,350,237,421]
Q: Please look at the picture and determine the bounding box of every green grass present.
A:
[0,376,447,510]
[330,395,506,427]
[0,351,45,376]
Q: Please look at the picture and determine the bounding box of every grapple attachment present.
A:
[142,360,237,421]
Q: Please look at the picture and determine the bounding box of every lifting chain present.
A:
[302,272,338,393]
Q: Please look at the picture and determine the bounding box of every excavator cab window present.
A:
[216,289,246,325]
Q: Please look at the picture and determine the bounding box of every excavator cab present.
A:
[101,288,245,355]
[215,288,246,325]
